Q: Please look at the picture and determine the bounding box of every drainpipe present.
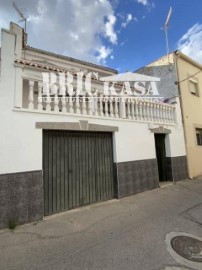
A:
[174,51,191,179]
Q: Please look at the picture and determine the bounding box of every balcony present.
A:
[20,79,177,125]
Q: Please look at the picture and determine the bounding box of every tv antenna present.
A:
[162,7,172,63]
[13,1,28,33]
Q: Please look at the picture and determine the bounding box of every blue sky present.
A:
[106,0,202,71]
[0,0,202,72]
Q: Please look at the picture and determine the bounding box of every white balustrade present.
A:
[99,95,104,117]
[69,96,74,113]
[109,97,114,118]
[88,97,93,116]
[126,98,132,119]
[165,106,169,122]
[114,98,119,118]
[94,97,99,116]
[131,99,135,119]
[139,101,142,120]
[82,96,87,115]
[143,101,147,121]
[104,97,109,117]
[146,102,150,121]
[61,95,66,113]
[75,96,80,114]
[24,79,177,125]
[135,100,138,120]
[37,81,43,110]
[54,92,59,112]
[28,80,34,109]
[150,103,153,121]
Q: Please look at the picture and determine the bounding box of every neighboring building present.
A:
[0,23,188,229]
[137,51,202,179]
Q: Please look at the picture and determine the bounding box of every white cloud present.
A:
[96,46,112,64]
[137,0,148,6]
[120,38,128,46]
[134,16,138,22]
[69,32,79,41]
[122,13,133,28]
[177,23,202,64]
[105,14,117,44]
[136,0,155,13]
[0,0,116,64]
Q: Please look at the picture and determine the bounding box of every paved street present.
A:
[0,179,202,270]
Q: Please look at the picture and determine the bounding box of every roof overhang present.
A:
[175,50,202,70]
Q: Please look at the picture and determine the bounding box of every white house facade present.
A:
[0,23,188,229]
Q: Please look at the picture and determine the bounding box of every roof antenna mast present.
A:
[13,1,28,52]
[13,1,28,32]
[163,7,172,63]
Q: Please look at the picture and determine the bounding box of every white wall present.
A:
[0,108,187,174]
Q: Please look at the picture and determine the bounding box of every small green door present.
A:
[154,134,168,181]
[43,130,114,216]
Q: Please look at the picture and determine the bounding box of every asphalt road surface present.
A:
[0,179,202,270]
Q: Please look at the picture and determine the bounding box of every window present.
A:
[196,128,202,146]
[189,78,199,96]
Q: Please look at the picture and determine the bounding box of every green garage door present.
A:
[43,130,114,216]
